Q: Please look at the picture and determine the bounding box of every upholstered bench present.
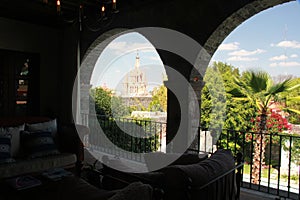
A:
[0,116,84,178]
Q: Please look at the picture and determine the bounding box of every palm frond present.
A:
[232,97,249,101]
[287,83,300,91]
[227,88,244,97]
[232,75,254,98]
[247,71,270,93]
[287,96,300,102]
[285,108,300,115]
[268,79,291,94]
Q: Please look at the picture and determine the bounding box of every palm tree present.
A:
[230,70,300,184]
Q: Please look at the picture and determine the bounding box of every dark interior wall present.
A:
[0,17,60,118]
[59,25,80,124]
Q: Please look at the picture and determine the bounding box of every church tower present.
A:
[122,51,150,97]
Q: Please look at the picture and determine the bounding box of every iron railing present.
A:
[81,113,166,163]
[191,128,300,200]
[80,113,299,199]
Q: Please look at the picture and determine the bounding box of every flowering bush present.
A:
[250,109,292,134]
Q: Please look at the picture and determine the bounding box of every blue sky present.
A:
[211,1,300,78]
[91,1,300,91]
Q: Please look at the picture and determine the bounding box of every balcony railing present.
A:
[191,128,300,200]
[81,114,166,163]
[80,113,299,199]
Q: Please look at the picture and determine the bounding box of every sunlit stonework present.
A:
[122,52,151,97]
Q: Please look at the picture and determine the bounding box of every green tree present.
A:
[281,77,300,124]
[90,87,129,118]
[280,77,300,165]
[201,62,257,150]
[230,70,300,184]
[149,85,167,112]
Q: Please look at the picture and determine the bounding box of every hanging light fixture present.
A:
[55,0,119,32]
[56,0,61,14]
[101,5,106,18]
[112,0,118,13]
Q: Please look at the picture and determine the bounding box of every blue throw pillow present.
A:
[21,131,60,158]
[0,134,15,163]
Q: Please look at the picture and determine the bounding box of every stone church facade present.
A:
[121,52,152,109]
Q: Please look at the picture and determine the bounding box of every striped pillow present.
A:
[0,134,15,163]
[0,124,25,157]
[21,131,60,158]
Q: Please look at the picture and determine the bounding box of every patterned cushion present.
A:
[21,131,60,158]
[25,119,57,137]
[0,134,15,163]
[0,124,25,157]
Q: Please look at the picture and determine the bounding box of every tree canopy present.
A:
[90,87,129,118]
[148,85,167,112]
[201,62,257,131]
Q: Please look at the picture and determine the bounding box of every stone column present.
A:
[159,51,200,153]
[80,83,92,126]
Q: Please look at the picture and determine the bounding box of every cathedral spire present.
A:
[135,50,140,69]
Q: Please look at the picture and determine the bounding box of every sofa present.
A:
[0,175,155,200]
[101,149,243,200]
[0,116,85,179]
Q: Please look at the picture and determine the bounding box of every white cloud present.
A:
[107,41,156,54]
[147,56,161,61]
[228,49,266,56]
[290,54,298,58]
[270,61,300,67]
[270,63,278,67]
[269,54,288,61]
[275,40,300,48]
[218,42,240,51]
[227,56,258,61]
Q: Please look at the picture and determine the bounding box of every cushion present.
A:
[0,124,25,157]
[0,134,15,163]
[159,149,235,190]
[0,153,77,179]
[109,181,153,200]
[144,152,208,171]
[171,153,208,165]
[25,118,57,137]
[20,130,60,158]
[171,149,235,187]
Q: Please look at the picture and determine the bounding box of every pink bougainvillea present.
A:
[250,109,292,134]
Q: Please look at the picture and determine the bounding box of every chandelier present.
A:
[44,0,119,32]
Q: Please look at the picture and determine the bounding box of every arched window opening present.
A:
[81,32,168,162]
[201,1,300,196]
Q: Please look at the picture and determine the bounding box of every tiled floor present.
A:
[240,188,280,200]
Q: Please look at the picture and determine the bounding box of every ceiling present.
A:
[0,0,135,28]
